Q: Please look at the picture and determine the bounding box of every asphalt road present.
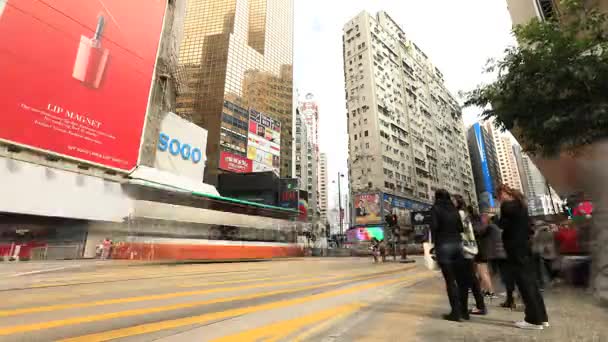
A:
[0,257,438,341]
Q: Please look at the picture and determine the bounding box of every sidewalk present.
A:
[416,282,608,342]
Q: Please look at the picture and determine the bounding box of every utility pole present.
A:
[338,172,343,244]
[334,173,345,247]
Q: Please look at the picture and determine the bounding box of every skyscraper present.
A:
[295,107,309,191]
[177,0,294,184]
[484,121,524,193]
[319,153,328,224]
[343,11,477,221]
[467,123,502,212]
[513,145,562,216]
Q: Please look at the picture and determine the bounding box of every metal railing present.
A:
[30,245,83,260]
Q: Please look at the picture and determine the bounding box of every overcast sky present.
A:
[294,0,516,209]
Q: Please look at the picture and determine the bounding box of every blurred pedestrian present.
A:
[475,213,497,298]
[532,221,559,289]
[498,184,549,330]
[487,215,516,308]
[429,189,468,322]
[101,238,111,260]
[454,196,487,316]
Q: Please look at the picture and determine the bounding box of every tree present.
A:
[465,0,608,157]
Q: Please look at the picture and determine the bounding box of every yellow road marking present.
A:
[178,273,313,288]
[59,273,433,342]
[27,268,272,288]
[0,269,416,335]
[210,302,365,342]
[0,274,337,318]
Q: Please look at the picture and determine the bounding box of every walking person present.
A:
[453,196,487,316]
[101,238,112,260]
[487,215,516,308]
[498,184,549,330]
[475,213,497,298]
[536,225,559,285]
[429,189,468,322]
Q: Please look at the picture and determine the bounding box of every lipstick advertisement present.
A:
[0,0,166,171]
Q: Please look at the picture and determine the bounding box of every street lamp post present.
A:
[334,173,345,246]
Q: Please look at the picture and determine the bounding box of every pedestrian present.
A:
[487,215,516,309]
[498,184,549,330]
[379,239,387,262]
[429,189,468,322]
[475,213,497,298]
[370,237,380,263]
[453,196,487,316]
[532,221,560,289]
[101,238,112,260]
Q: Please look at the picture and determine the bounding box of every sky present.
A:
[294,0,517,210]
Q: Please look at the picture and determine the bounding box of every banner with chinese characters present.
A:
[219,151,252,173]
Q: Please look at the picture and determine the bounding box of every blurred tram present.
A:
[106,181,305,260]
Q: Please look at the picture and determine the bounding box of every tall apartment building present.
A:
[513,145,562,216]
[506,0,608,26]
[484,121,524,193]
[319,153,328,224]
[299,94,320,154]
[295,107,309,191]
[343,11,477,215]
[467,123,502,212]
[295,105,317,220]
[176,0,294,184]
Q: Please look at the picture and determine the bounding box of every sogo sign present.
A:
[153,113,208,181]
[158,133,203,164]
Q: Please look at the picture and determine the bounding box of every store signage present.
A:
[0,0,167,171]
[158,133,203,164]
[154,113,207,181]
[474,123,495,208]
[219,151,252,173]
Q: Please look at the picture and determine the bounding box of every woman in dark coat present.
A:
[429,189,468,321]
[498,184,549,330]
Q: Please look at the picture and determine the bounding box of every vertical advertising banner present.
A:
[474,123,496,208]
[0,0,167,171]
[247,109,281,173]
[354,193,381,225]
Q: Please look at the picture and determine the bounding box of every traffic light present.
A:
[385,214,393,227]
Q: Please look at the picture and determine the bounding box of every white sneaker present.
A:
[515,321,544,330]
[542,322,550,327]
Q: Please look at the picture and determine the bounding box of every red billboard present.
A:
[0,0,166,171]
[219,151,253,173]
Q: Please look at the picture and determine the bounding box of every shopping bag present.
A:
[460,211,478,256]
[423,231,439,271]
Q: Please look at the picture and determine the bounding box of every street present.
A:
[0,258,437,341]
[1,258,608,341]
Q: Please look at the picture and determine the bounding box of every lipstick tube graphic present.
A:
[72,15,109,89]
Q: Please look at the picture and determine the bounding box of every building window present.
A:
[364,130,369,137]
[366,143,370,149]
[536,0,556,20]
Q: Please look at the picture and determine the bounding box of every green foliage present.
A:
[465,0,608,156]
